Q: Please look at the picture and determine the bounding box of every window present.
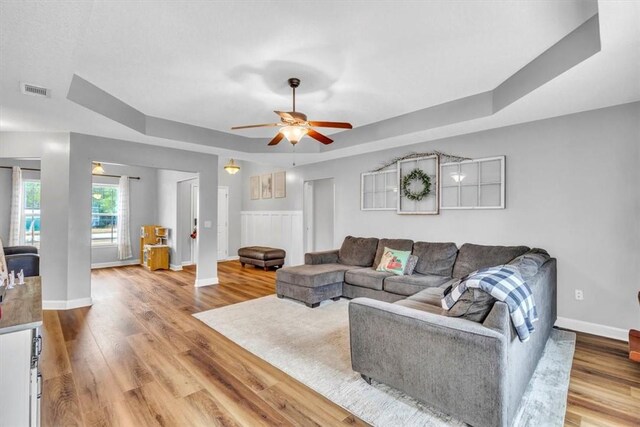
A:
[23,180,41,246]
[440,156,505,209]
[92,184,118,245]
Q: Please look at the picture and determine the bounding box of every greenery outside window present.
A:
[92,184,118,246]
[23,180,41,247]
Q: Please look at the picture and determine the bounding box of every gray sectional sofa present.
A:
[276,236,557,427]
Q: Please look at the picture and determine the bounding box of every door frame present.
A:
[303,181,314,252]
[190,183,199,265]
[217,186,229,261]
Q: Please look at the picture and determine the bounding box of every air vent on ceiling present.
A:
[20,82,51,97]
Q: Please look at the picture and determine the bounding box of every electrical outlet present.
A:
[575,289,584,301]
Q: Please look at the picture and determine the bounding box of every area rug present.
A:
[194,296,576,426]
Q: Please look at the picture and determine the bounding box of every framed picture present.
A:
[261,173,273,199]
[397,155,439,215]
[250,176,260,200]
[274,171,286,198]
[440,156,505,210]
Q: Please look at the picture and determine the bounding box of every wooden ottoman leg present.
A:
[264,266,268,271]
[240,262,245,267]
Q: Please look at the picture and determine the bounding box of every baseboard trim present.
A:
[43,297,93,310]
[91,259,140,269]
[219,256,239,262]
[195,277,219,287]
[555,317,628,342]
[181,261,194,266]
[170,264,183,271]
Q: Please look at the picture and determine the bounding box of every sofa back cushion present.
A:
[373,238,414,267]
[338,236,379,267]
[412,242,458,277]
[452,243,530,278]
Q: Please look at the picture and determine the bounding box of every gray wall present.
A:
[240,102,640,332]
[312,178,335,252]
[90,164,159,266]
[218,158,243,256]
[0,131,219,304]
[157,170,198,268]
[177,178,198,265]
[0,159,41,244]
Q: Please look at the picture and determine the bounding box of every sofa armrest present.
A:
[349,297,508,427]
[6,254,40,277]
[304,249,339,265]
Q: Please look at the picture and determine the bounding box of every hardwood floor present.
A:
[41,262,639,426]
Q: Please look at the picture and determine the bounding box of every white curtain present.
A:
[117,175,132,260]
[9,166,25,246]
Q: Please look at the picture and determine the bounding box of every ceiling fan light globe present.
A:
[224,159,241,175]
[279,125,308,145]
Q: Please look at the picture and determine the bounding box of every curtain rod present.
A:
[0,166,141,180]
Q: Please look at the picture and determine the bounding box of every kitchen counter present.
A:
[0,277,43,335]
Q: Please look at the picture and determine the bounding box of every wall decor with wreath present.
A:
[397,155,439,214]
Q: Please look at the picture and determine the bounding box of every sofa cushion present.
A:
[412,242,458,277]
[444,286,497,323]
[508,248,550,283]
[407,278,459,306]
[373,238,414,267]
[276,263,354,288]
[345,268,393,291]
[383,273,451,296]
[452,243,530,278]
[404,254,419,275]
[394,298,447,315]
[338,236,379,267]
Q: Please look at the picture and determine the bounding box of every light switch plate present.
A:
[204,220,212,228]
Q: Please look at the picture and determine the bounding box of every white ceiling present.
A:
[0,1,639,165]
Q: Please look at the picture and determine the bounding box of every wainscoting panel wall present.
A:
[240,211,304,266]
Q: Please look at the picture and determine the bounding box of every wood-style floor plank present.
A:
[39,261,640,426]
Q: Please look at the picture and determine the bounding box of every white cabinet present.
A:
[0,328,40,427]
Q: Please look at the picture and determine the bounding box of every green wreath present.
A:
[402,168,431,201]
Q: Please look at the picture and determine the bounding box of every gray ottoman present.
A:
[238,246,286,271]
[276,263,352,308]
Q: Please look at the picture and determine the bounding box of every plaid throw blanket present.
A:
[442,265,538,342]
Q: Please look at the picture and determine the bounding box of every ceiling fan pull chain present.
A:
[292,144,296,167]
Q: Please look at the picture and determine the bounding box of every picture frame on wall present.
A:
[397,155,439,215]
[274,171,286,198]
[250,176,260,200]
[261,173,273,199]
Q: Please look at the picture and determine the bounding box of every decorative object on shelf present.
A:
[397,155,439,215]
[361,169,397,211]
[440,156,505,210]
[274,171,286,198]
[155,227,168,245]
[401,168,431,201]
[261,173,273,199]
[370,151,469,173]
[92,162,105,174]
[224,159,240,175]
[250,176,260,200]
[231,77,353,147]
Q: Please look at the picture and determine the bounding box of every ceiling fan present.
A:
[231,77,352,146]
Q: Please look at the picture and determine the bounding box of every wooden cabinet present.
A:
[143,245,169,271]
[140,225,170,271]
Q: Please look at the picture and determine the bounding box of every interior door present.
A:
[217,187,229,260]
[191,184,199,264]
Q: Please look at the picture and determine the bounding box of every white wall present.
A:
[90,164,159,267]
[240,102,640,334]
[218,158,243,256]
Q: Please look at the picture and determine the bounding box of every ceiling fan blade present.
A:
[308,121,353,129]
[274,111,294,121]
[231,123,281,130]
[267,132,285,146]
[307,129,333,145]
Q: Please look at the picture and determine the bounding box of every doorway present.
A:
[303,178,335,252]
